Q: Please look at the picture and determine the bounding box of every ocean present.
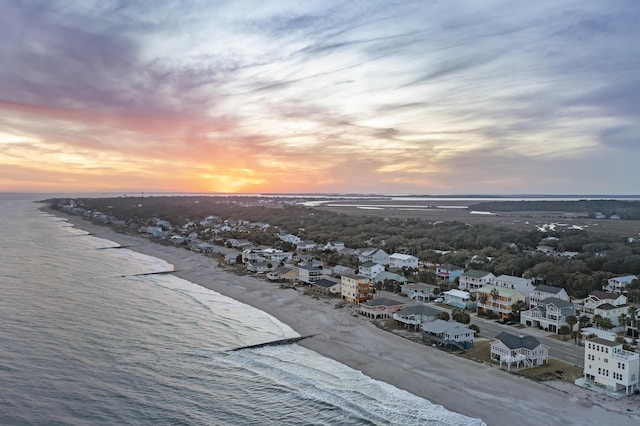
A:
[0,195,483,425]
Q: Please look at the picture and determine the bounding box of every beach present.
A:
[55,212,639,426]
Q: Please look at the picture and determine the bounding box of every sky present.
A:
[1,0,639,195]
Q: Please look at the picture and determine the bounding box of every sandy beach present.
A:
[54,212,639,426]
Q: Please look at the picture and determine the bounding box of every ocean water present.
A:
[0,196,483,425]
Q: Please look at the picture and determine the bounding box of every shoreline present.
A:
[52,211,639,425]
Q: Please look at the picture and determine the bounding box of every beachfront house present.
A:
[490,332,549,370]
[393,305,440,330]
[341,274,374,304]
[267,266,299,283]
[246,260,271,274]
[458,270,495,291]
[298,264,325,285]
[443,289,476,310]
[309,277,341,296]
[584,338,640,395]
[359,297,409,319]
[400,283,437,301]
[476,284,525,319]
[358,261,385,279]
[389,253,419,270]
[604,275,638,295]
[520,297,576,333]
[421,319,475,350]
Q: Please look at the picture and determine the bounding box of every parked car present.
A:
[434,297,444,303]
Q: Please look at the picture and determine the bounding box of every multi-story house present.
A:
[298,264,324,284]
[580,291,628,326]
[358,261,385,279]
[400,283,437,301]
[584,338,639,395]
[341,274,374,304]
[359,297,409,319]
[458,270,495,291]
[491,332,549,370]
[529,285,570,308]
[520,297,576,333]
[476,284,525,319]
[389,253,419,270]
[493,275,535,300]
[435,264,464,284]
[358,248,390,266]
[604,275,638,294]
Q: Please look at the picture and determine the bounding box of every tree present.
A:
[490,288,500,300]
[452,309,471,324]
[511,300,527,322]
[469,324,480,335]
[438,311,450,321]
[478,292,488,305]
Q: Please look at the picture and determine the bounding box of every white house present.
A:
[389,253,419,269]
[421,319,475,350]
[520,297,576,333]
[400,283,437,301]
[581,291,628,326]
[493,275,535,299]
[458,270,495,291]
[323,241,345,252]
[490,332,549,370]
[605,275,638,294]
[358,261,385,279]
[529,285,570,307]
[358,248,390,266]
[298,264,324,284]
[296,240,317,251]
[584,338,639,395]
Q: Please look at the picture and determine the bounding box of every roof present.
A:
[402,282,436,291]
[390,253,417,260]
[538,297,573,309]
[373,271,407,282]
[438,263,463,271]
[534,285,564,295]
[494,332,542,350]
[461,269,492,279]
[312,278,340,288]
[477,284,522,298]
[360,261,380,268]
[272,266,293,274]
[361,297,408,307]
[443,289,471,299]
[422,319,473,335]
[610,275,637,283]
[596,303,626,311]
[587,337,619,347]
[395,305,440,317]
[495,275,531,285]
[590,291,619,300]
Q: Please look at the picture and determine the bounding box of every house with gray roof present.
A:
[358,261,385,279]
[372,271,408,285]
[494,274,535,299]
[490,332,549,370]
[392,305,440,330]
[400,282,437,301]
[529,285,570,307]
[309,277,341,296]
[358,248,390,266]
[421,319,475,350]
[458,270,495,291]
[520,297,576,333]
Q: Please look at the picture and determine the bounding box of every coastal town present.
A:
[50,199,640,424]
[49,195,640,414]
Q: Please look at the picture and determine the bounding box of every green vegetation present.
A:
[49,196,640,300]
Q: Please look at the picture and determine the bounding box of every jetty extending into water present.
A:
[229,335,316,352]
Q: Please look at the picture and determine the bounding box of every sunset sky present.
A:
[1,1,638,195]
